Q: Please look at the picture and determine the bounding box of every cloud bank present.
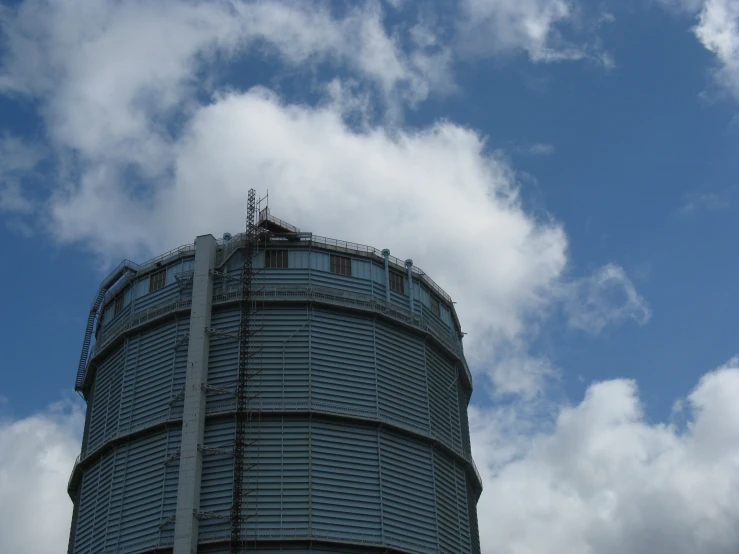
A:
[0,401,83,554]
[472,357,739,554]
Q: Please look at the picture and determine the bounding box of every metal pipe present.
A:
[405,259,414,314]
[382,249,390,303]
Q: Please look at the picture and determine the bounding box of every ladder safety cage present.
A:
[230,188,266,552]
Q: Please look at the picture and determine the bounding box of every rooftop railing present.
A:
[215,232,453,304]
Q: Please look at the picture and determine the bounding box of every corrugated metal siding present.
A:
[72,428,180,554]
[388,289,409,311]
[253,308,310,408]
[198,417,311,540]
[380,431,437,553]
[87,344,125,451]
[459,383,472,457]
[103,302,131,328]
[280,419,311,536]
[469,487,481,554]
[439,305,451,327]
[169,320,190,420]
[72,460,98,552]
[372,281,386,300]
[311,420,382,541]
[426,345,463,453]
[198,419,237,538]
[433,451,472,554]
[118,431,169,551]
[118,319,181,430]
[310,309,376,412]
[310,269,374,297]
[158,432,182,546]
[206,308,240,397]
[255,268,312,290]
[131,281,180,313]
[207,306,313,413]
[375,321,428,431]
[246,418,310,537]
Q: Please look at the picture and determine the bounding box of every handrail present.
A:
[258,206,300,233]
[80,284,470,393]
[136,244,196,275]
[214,232,453,304]
[75,260,141,391]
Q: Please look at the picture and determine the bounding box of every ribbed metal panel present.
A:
[433,451,471,553]
[119,320,179,428]
[199,419,238,537]
[427,345,463,453]
[311,309,375,411]
[72,428,181,554]
[311,420,382,541]
[375,321,428,431]
[87,344,125,451]
[379,431,437,552]
[131,280,181,313]
[252,308,310,408]
[70,239,479,554]
[207,308,240,393]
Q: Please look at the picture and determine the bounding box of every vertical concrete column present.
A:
[173,234,217,554]
[382,249,391,303]
[405,259,414,314]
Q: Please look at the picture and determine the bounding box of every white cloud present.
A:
[658,0,739,101]
[561,263,652,335]
[0,0,450,164]
[472,357,739,554]
[50,87,569,359]
[677,188,734,215]
[0,0,646,390]
[528,142,555,155]
[457,0,587,62]
[483,345,559,399]
[693,0,739,99]
[654,0,706,14]
[0,400,83,554]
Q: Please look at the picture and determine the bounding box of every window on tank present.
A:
[330,254,352,276]
[265,249,288,269]
[431,295,441,317]
[149,269,166,292]
[389,270,405,293]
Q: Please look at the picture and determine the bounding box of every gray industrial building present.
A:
[67,195,481,554]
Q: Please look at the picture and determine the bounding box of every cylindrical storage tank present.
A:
[68,229,482,554]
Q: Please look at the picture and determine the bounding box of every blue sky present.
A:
[1,1,738,552]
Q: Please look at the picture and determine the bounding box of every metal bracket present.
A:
[205,327,240,340]
[202,384,237,397]
[210,270,243,282]
[172,333,189,350]
[174,271,193,295]
[198,444,234,457]
[158,513,176,528]
[163,452,180,466]
[194,510,230,521]
[168,386,185,406]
